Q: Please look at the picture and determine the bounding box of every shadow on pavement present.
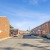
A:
[39,38,50,43]
[0,47,22,50]
[18,43,49,50]
[21,43,43,47]
[21,43,34,47]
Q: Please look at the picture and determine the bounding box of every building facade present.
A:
[0,16,10,39]
[31,21,50,35]
[10,29,18,36]
[10,29,30,37]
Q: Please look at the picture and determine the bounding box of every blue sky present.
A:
[0,0,50,30]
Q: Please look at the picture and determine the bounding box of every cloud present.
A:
[16,10,50,20]
[0,3,50,30]
[4,7,49,30]
[22,0,47,5]
[10,10,50,30]
[29,0,39,5]
[11,21,39,30]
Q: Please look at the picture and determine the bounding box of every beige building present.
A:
[10,29,30,37]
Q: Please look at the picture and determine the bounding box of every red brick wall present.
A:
[0,16,10,39]
[41,22,49,34]
[31,21,50,35]
[48,21,50,34]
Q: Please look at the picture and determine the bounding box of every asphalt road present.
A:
[0,36,50,50]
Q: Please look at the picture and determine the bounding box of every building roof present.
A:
[0,16,7,17]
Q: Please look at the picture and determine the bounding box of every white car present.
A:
[47,34,50,39]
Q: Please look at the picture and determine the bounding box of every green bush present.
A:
[41,34,47,38]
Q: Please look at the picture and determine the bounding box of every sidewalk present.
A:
[0,37,11,42]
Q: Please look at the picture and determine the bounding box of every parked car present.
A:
[47,34,50,39]
[13,33,18,37]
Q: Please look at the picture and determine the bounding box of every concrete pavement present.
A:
[0,37,50,50]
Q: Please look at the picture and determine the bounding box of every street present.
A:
[0,36,50,50]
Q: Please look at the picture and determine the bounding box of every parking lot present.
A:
[0,35,50,50]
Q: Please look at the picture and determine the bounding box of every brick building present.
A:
[10,29,18,36]
[31,21,50,35]
[0,16,10,39]
[10,29,30,37]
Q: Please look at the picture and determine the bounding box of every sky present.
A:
[0,0,50,30]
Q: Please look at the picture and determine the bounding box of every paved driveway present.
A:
[0,37,50,50]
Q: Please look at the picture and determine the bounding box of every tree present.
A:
[10,25,14,30]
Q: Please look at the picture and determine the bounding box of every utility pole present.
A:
[29,26,30,31]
